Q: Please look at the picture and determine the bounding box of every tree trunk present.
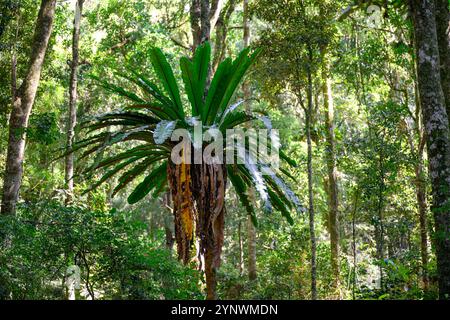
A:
[163,193,175,252]
[375,142,386,289]
[306,49,317,300]
[410,0,450,299]
[11,54,17,106]
[242,0,257,282]
[409,70,430,290]
[243,0,250,49]
[168,160,194,265]
[1,0,56,216]
[200,0,211,43]
[247,216,257,280]
[204,244,218,299]
[435,0,450,118]
[351,189,359,300]
[164,215,175,251]
[191,0,212,51]
[406,113,429,291]
[188,1,228,300]
[415,142,429,290]
[65,0,84,204]
[209,0,224,30]
[321,51,340,297]
[238,219,243,275]
[190,0,202,50]
[211,0,236,73]
[10,12,19,109]
[192,163,226,300]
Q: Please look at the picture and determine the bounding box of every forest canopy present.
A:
[0,0,449,301]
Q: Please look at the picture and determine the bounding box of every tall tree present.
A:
[65,0,84,204]
[1,0,56,216]
[190,0,223,50]
[407,52,430,290]
[77,43,301,300]
[321,49,340,296]
[211,0,236,73]
[435,0,450,118]
[410,0,450,299]
[200,0,211,43]
[252,0,324,299]
[408,98,429,290]
[306,46,317,300]
[242,0,257,282]
[191,0,202,50]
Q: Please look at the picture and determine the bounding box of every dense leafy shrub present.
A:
[0,201,202,300]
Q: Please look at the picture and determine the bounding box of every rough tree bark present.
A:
[190,0,202,50]
[414,130,429,290]
[321,51,340,296]
[435,0,450,118]
[211,0,236,73]
[191,0,221,51]
[410,0,450,299]
[416,167,430,284]
[65,0,84,204]
[200,0,211,44]
[1,0,56,216]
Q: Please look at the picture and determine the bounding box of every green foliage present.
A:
[357,255,437,300]
[0,201,202,300]
[79,42,301,225]
[27,112,61,145]
[0,0,442,301]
